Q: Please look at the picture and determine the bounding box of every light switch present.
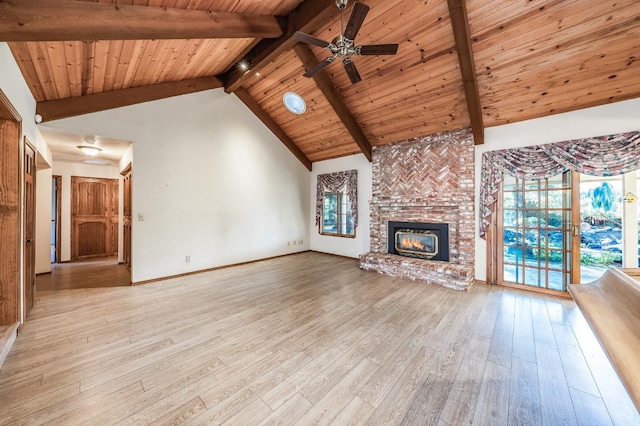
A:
[138,213,144,221]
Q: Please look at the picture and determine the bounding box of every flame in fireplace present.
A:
[400,237,425,250]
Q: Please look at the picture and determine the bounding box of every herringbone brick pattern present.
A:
[360,128,475,290]
[373,128,474,202]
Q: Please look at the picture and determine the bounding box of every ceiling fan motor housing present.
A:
[331,35,356,57]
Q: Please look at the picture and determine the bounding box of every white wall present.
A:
[310,154,372,258]
[45,89,310,282]
[0,44,52,165]
[0,42,54,324]
[35,167,52,274]
[475,97,640,281]
[34,145,53,276]
[119,144,133,172]
[51,161,122,262]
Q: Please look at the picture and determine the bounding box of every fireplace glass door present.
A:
[499,172,577,292]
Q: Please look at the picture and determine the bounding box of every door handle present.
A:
[572,224,580,237]
[26,239,34,242]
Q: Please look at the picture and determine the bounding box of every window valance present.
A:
[480,130,640,239]
[315,169,358,227]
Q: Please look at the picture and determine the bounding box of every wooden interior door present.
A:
[122,164,132,271]
[0,90,21,326]
[23,140,36,314]
[71,177,119,260]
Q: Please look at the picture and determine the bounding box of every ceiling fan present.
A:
[292,0,399,84]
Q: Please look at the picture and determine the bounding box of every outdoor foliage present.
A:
[589,182,616,215]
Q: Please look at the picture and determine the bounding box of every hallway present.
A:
[37,257,131,291]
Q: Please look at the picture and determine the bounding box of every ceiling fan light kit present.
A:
[293,0,398,84]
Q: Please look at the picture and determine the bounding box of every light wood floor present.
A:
[36,257,131,291]
[1,252,638,425]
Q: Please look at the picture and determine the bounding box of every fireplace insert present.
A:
[388,221,449,261]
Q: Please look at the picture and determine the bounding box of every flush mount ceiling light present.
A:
[283,92,306,114]
[77,145,102,156]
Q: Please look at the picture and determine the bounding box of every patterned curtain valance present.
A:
[480,130,640,239]
[315,169,358,227]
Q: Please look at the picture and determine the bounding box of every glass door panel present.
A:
[579,175,623,283]
[500,172,573,292]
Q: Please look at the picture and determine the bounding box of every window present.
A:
[316,169,358,238]
[321,187,355,237]
[481,130,640,293]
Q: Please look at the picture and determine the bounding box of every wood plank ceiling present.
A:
[2,0,639,169]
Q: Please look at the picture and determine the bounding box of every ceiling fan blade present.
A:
[292,31,330,48]
[357,44,399,55]
[343,2,369,41]
[303,57,335,78]
[343,59,361,84]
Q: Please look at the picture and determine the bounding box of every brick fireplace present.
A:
[359,128,475,290]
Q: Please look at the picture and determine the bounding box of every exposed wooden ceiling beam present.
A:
[37,77,223,122]
[234,87,313,171]
[0,0,283,41]
[222,0,339,93]
[447,0,484,145]
[293,44,373,162]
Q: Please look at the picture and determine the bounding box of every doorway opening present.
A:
[498,172,575,293]
[496,170,640,294]
[39,170,132,291]
[579,172,639,282]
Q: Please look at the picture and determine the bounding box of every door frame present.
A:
[23,137,36,315]
[71,176,119,260]
[121,163,132,273]
[492,171,579,297]
[52,175,62,263]
[0,89,22,326]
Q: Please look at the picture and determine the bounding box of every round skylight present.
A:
[283,92,306,114]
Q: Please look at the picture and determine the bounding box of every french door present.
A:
[498,171,579,293]
[497,170,639,294]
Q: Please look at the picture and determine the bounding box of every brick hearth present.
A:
[359,128,475,290]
